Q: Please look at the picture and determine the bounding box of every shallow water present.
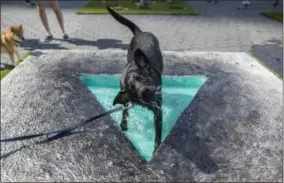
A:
[79,74,207,161]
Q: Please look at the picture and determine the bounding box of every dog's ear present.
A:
[113,91,129,105]
[10,27,15,32]
[134,49,149,68]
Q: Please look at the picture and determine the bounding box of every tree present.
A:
[140,0,145,7]
[133,0,149,9]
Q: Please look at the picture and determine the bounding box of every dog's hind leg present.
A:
[120,104,129,131]
[8,52,16,66]
[15,50,23,62]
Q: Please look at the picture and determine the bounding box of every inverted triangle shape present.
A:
[79,74,207,161]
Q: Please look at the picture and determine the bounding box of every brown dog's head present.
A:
[113,49,162,106]
[8,24,24,41]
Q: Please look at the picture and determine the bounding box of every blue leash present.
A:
[1,106,125,143]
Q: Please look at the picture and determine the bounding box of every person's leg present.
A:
[36,0,53,42]
[50,0,70,40]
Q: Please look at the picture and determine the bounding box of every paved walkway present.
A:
[0,0,282,75]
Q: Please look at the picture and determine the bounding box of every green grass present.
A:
[260,12,283,23]
[1,51,32,80]
[248,52,283,81]
[77,0,198,15]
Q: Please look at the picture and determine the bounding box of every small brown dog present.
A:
[1,25,24,66]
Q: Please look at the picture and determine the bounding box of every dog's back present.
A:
[106,6,163,73]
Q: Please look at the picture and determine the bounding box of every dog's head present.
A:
[8,25,24,41]
[113,48,162,106]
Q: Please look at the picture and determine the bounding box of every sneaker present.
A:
[63,34,71,41]
[241,1,250,5]
[26,2,35,7]
[41,35,53,42]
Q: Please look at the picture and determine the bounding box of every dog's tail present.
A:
[106,6,142,35]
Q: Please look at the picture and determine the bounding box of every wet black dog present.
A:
[106,6,163,152]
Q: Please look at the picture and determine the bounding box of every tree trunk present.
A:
[140,0,145,7]
[139,0,149,8]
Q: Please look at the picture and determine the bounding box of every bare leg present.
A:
[50,0,66,34]
[36,0,52,36]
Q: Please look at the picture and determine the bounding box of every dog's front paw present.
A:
[120,123,128,131]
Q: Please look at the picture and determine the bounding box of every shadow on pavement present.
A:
[162,92,219,174]
[21,39,68,50]
[251,39,283,78]
[21,38,129,51]
[62,38,129,50]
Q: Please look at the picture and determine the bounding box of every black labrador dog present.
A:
[106,6,163,152]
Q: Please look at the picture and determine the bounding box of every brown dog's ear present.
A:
[19,24,22,29]
[9,27,14,32]
[113,91,129,105]
[134,48,149,68]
